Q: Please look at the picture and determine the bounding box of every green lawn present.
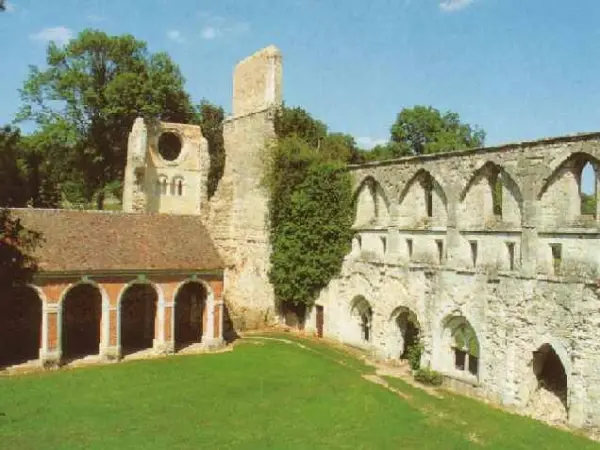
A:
[0,335,597,449]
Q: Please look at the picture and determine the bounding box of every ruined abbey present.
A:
[2,45,600,431]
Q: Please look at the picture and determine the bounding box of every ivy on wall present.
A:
[265,107,355,313]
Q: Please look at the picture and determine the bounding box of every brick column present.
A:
[100,303,119,360]
[202,280,225,349]
[41,302,61,368]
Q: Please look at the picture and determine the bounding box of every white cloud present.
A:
[167,29,186,44]
[197,11,250,40]
[356,136,387,150]
[200,26,218,40]
[30,26,73,46]
[4,1,16,12]
[439,0,476,12]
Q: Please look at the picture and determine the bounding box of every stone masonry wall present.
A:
[207,46,283,330]
[122,119,210,215]
[306,133,600,430]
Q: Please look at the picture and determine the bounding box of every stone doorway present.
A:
[0,286,41,367]
[61,284,102,361]
[533,344,568,410]
[174,282,206,349]
[120,284,157,356]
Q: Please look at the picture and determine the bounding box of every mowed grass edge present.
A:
[0,334,596,449]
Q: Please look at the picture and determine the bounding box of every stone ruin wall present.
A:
[123,119,210,216]
[305,133,600,430]
[122,46,283,331]
[206,46,282,331]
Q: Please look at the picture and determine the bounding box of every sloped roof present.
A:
[10,209,224,274]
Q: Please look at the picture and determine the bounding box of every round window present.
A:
[158,132,182,161]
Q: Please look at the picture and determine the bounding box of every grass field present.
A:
[0,334,597,449]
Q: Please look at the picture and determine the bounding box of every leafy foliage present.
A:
[193,100,225,199]
[581,193,596,215]
[391,105,485,155]
[0,126,30,207]
[17,29,195,209]
[0,210,41,290]
[414,367,443,386]
[266,107,355,310]
[405,341,424,371]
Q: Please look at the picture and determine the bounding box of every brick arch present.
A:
[171,279,214,349]
[58,280,107,361]
[0,284,44,367]
[117,280,163,356]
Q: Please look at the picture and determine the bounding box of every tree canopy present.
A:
[390,105,485,156]
[18,29,195,209]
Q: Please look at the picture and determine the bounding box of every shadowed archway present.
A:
[174,281,207,349]
[120,284,158,356]
[0,286,42,367]
[61,284,102,360]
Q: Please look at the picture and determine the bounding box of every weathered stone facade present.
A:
[122,119,210,215]
[304,134,600,430]
[206,46,282,329]
[118,44,600,430]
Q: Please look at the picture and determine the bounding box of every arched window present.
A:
[350,296,373,342]
[580,161,596,217]
[443,316,480,378]
[171,177,185,197]
[156,176,168,196]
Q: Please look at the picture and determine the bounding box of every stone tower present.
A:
[122,119,210,215]
[207,45,283,329]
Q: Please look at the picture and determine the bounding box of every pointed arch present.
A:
[389,306,421,361]
[352,176,390,228]
[349,295,373,343]
[397,169,448,228]
[538,152,600,225]
[436,314,481,379]
[459,161,523,228]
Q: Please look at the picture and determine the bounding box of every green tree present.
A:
[0,209,41,289]
[390,105,485,156]
[194,100,225,199]
[266,137,353,311]
[274,105,327,147]
[0,126,30,207]
[18,29,194,209]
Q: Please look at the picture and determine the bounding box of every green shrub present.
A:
[414,367,443,386]
[405,342,424,371]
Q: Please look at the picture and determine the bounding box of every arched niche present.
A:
[397,169,448,228]
[439,315,480,379]
[353,177,390,228]
[538,153,600,227]
[61,283,103,361]
[388,306,421,362]
[349,296,373,344]
[174,281,207,349]
[0,286,42,367]
[119,283,158,356]
[459,162,523,229]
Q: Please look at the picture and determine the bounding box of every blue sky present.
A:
[1,0,600,152]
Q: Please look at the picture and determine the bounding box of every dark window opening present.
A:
[407,239,413,259]
[491,173,503,217]
[550,243,562,275]
[506,242,515,271]
[424,176,434,218]
[436,239,444,264]
[533,344,568,409]
[158,132,182,161]
[454,348,466,371]
[468,355,479,376]
[381,236,387,256]
[470,241,478,267]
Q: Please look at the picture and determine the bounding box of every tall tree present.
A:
[18,29,194,209]
[194,100,225,199]
[390,105,485,156]
[0,126,29,207]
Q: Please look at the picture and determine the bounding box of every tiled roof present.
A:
[10,209,224,273]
